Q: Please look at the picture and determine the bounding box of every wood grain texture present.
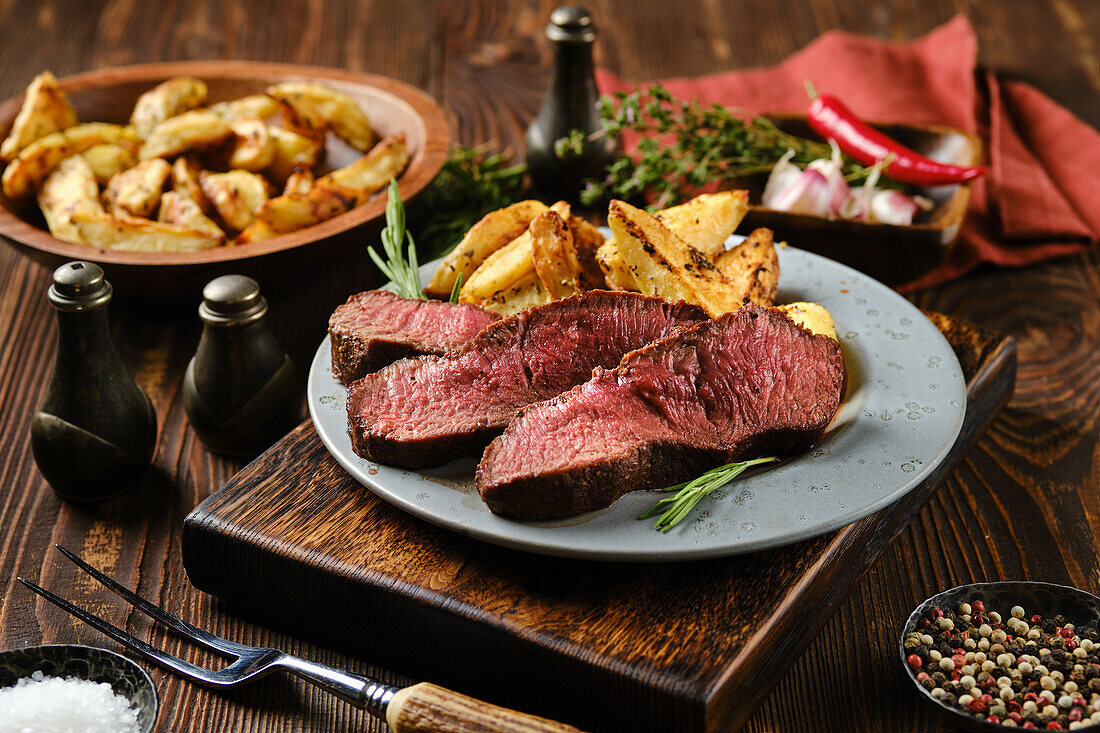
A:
[0,1,1096,731]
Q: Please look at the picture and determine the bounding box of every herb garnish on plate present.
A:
[639,456,777,532]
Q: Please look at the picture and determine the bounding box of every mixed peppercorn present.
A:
[904,599,1100,729]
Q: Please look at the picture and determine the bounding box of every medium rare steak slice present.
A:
[347,291,707,468]
[476,305,845,520]
[328,290,500,384]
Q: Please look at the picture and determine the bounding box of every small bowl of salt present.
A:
[0,644,157,733]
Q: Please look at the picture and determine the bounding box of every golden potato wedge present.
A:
[424,199,548,299]
[316,133,408,191]
[595,238,639,291]
[460,201,570,305]
[227,117,275,171]
[2,122,138,200]
[531,210,582,300]
[157,190,224,237]
[609,199,747,317]
[235,219,279,244]
[1,71,78,161]
[283,168,314,195]
[253,184,363,235]
[37,156,103,243]
[207,95,279,123]
[266,126,322,181]
[139,110,232,160]
[563,212,606,290]
[478,271,551,317]
[130,76,207,138]
[655,190,748,258]
[267,81,375,151]
[103,158,171,218]
[81,143,138,184]
[72,211,222,252]
[714,227,779,307]
[776,302,836,340]
[170,157,209,209]
[200,169,269,232]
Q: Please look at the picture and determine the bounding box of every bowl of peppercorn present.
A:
[901,582,1100,731]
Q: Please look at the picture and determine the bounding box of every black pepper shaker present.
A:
[524,6,615,200]
[182,275,297,456]
[31,261,157,501]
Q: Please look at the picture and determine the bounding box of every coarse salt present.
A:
[0,670,140,733]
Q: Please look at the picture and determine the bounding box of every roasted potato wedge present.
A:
[227,117,275,171]
[595,238,638,291]
[103,158,171,218]
[157,190,224,237]
[81,143,138,184]
[130,76,207,138]
[424,199,548,299]
[266,126,322,181]
[564,212,606,290]
[253,184,363,235]
[609,199,749,317]
[267,81,375,151]
[37,155,103,243]
[72,211,222,252]
[2,122,138,200]
[208,95,279,123]
[1,71,78,162]
[139,110,232,160]
[478,271,551,317]
[654,190,748,257]
[714,227,779,307]
[531,209,583,300]
[316,133,408,191]
[283,168,314,195]
[235,219,279,244]
[776,302,836,340]
[170,157,209,209]
[200,169,269,232]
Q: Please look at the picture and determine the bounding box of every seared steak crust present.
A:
[347,291,708,468]
[476,305,845,520]
[328,290,499,384]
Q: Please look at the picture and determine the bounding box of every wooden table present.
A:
[0,1,1097,731]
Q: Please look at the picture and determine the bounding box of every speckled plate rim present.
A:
[0,643,159,732]
[307,245,967,561]
[899,581,1100,731]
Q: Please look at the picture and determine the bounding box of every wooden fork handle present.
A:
[386,682,585,733]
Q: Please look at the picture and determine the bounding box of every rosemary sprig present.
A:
[368,178,424,299]
[409,144,527,258]
[558,83,887,210]
[448,272,463,304]
[639,456,778,532]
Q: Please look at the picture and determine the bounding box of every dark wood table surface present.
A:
[1,1,1098,731]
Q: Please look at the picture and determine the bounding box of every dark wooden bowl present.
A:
[0,61,449,300]
[740,115,982,287]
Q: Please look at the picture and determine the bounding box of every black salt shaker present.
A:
[524,6,615,199]
[182,275,297,456]
[31,261,157,501]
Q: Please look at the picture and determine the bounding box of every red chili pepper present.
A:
[806,89,987,186]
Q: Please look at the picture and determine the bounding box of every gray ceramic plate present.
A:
[307,245,967,561]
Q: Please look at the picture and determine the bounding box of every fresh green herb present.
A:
[448,272,463,304]
[410,144,527,258]
[559,83,885,210]
[639,456,778,532]
[368,178,424,299]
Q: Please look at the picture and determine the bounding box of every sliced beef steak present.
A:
[476,305,845,520]
[328,290,500,384]
[347,291,707,468]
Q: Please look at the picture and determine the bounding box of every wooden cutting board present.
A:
[181,312,1015,733]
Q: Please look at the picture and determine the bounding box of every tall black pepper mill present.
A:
[31,261,157,501]
[524,5,615,199]
[182,275,297,456]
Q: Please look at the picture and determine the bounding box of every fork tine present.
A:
[53,544,252,657]
[17,576,223,686]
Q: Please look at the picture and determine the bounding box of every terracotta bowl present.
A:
[0,61,449,300]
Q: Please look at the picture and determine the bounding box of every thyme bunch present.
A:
[639,456,777,532]
[558,84,881,209]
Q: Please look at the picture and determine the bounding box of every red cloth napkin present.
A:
[595,16,1100,290]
